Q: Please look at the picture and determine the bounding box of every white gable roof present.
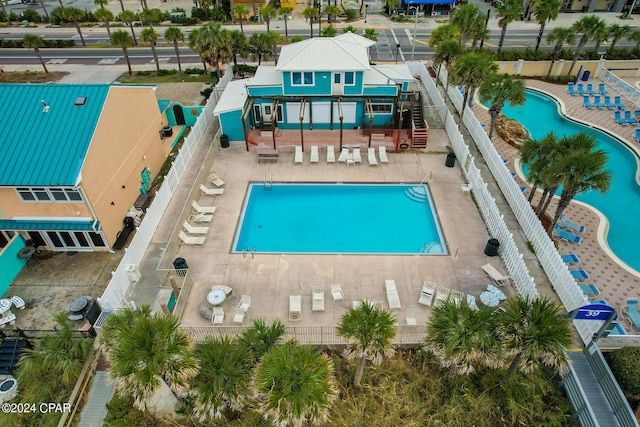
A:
[276,35,372,72]
[213,78,252,115]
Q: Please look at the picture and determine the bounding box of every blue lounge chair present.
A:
[559,214,586,233]
[577,83,587,96]
[604,96,616,109]
[598,83,609,95]
[636,128,640,143]
[583,96,595,109]
[568,83,577,96]
[561,253,580,264]
[580,284,600,296]
[553,224,582,244]
[614,110,628,125]
[624,110,638,125]
[587,84,597,95]
[571,269,590,280]
[635,109,640,118]
[615,96,626,110]
[622,298,640,332]
[593,95,605,109]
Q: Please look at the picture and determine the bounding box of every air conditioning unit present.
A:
[126,264,141,283]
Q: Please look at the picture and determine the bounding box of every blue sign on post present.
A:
[574,304,617,321]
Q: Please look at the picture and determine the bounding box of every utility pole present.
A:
[410,4,418,61]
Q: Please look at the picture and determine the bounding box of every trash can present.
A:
[220,134,229,148]
[581,70,591,81]
[445,152,456,167]
[173,257,188,276]
[484,238,500,257]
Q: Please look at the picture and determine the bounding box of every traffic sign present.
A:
[574,304,617,321]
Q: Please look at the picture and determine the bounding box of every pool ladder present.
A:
[243,247,256,260]
[403,171,432,203]
[264,171,273,190]
[419,242,458,257]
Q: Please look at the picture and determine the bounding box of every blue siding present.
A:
[364,86,398,96]
[165,104,202,126]
[220,110,246,141]
[343,72,364,95]
[282,72,331,95]
[248,86,284,96]
[0,84,110,186]
[0,236,27,297]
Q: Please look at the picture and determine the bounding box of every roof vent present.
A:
[74,96,87,106]
[41,100,50,113]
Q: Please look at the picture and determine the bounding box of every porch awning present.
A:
[0,220,99,231]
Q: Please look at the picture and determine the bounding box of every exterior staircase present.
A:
[410,93,429,149]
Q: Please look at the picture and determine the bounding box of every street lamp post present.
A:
[409,4,418,61]
[395,43,401,64]
[364,4,368,23]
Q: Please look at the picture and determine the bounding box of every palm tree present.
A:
[189,22,233,78]
[164,26,184,73]
[94,8,114,40]
[428,23,459,48]
[259,5,277,32]
[532,0,561,52]
[229,29,248,74]
[117,0,124,12]
[37,0,49,20]
[100,305,196,412]
[237,318,286,364]
[110,30,134,75]
[363,28,378,42]
[188,26,209,71]
[546,27,575,77]
[0,2,10,25]
[547,132,611,233]
[22,34,48,73]
[592,24,609,54]
[630,29,640,49]
[496,0,523,54]
[607,23,631,52]
[321,25,337,37]
[279,6,293,41]
[519,131,560,205]
[303,6,318,38]
[425,299,502,382]
[94,0,107,8]
[496,295,572,380]
[450,3,483,46]
[17,312,92,390]
[323,5,340,24]
[249,31,277,65]
[433,39,463,90]
[336,300,396,388]
[343,25,357,33]
[192,336,250,420]
[253,341,338,427]
[62,7,86,47]
[140,27,160,74]
[449,51,498,119]
[478,73,526,139]
[231,4,249,35]
[118,10,138,45]
[139,8,162,27]
[567,14,606,77]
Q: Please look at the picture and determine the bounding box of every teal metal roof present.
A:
[158,99,171,113]
[0,219,99,231]
[0,84,111,187]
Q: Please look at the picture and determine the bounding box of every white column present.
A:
[555,59,565,77]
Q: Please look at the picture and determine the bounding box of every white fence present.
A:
[99,69,233,311]
[596,65,640,107]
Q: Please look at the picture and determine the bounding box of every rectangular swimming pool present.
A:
[232,183,447,255]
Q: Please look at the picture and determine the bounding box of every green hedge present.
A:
[0,39,75,48]
[493,47,640,61]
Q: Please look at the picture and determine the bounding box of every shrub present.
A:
[236,63,257,73]
[136,70,152,76]
[605,347,640,397]
[344,9,357,20]
[184,67,205,74]
[200,87,213,99]
[191,7,207,21]
[181,17,197,25]
[21,9,43,23]
[289,35,304,43]
[50,7,64,25]
[157,69,177,76]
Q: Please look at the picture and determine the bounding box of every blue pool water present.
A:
[500,90,640,272]
[233,183,447,254]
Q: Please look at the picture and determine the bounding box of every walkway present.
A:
[78,371,114,427]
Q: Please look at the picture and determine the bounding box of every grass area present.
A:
[104,350,575,426]
[116,71,219,84]
[0,71,68,83]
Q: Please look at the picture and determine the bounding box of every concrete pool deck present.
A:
[474,78,640,333]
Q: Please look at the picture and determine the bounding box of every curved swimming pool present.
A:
[500,89,640,273]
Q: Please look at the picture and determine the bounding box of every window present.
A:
[16,187,82,203]
[334,73,341,84]
[292,72,314,86]
[370,103,393,114]
[344,72,355,86]
[264,105,272,115]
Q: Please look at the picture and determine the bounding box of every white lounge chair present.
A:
[405,309,417,326]
[418,281,435,306]
[368,148,378,165]
[200,184,224,196]
[208,173,225,187]
[10,296,25,310]
[190,212,213,223]
[179,231,205,245]
[289,295,301,321]
[337,146,349,162]
[461,183,472,194]
[353,146,362,163]
[434,286,451,306]
[294,145,303,163]
[238,294,251,311]
[212,307,224,324]
[192,200,216,214]
[481,263,510,287]
[378,146,389,163]
[310,145,319,163]
[212,285,233,295]
[327,146,335,163]
[450,289,464,305]
[312,286,325,311]
[385,279,401,309]
[183,221,209,235]
[233,307,245,324]
[331,284,344,302]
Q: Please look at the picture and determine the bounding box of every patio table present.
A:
[480,291,499,307]
[207,289,227,306]
[65,296,91,314]
[0,299,12,315]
